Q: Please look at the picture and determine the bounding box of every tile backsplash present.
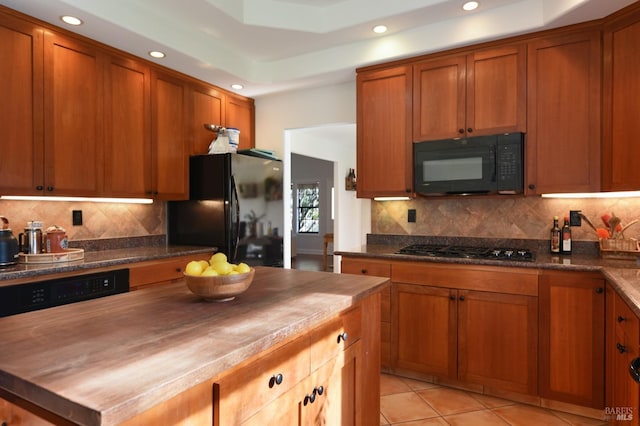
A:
[0,200,165,241]
[371,196,640,241]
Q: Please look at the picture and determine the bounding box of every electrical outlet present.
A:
[408,209,416,223]
[72,210,83,226]
[569,210,582,227]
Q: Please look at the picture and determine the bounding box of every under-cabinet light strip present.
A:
[1,196,154,204]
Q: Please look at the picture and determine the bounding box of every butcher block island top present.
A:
[0,267,388,425]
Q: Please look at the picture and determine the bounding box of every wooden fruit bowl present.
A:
[184,268,255,302]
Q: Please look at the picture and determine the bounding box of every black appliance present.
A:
[0,268,129,317]
[414,133,524,196]
[168,154,284,267]
[395,244,534,262]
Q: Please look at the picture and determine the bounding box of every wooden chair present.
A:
[322,233,333,271]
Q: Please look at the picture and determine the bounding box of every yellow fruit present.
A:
[201,266,219,276]
[198,260,209,271]
[185,260,204,276]
[236,262,251,274]
[213,261,233,275]
[228,270,239,275]
[210,252,227,264]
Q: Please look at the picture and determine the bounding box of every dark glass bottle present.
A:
[561,216,572,254]
[550,216,561,254]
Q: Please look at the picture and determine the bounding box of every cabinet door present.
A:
[526,31,601,195]
[225,94,255,150]
[0,14,44,196]
[356,66,413,198]
[413,55,466,141]
[606,284,640,425]
[466,44,526,136]
[539,272,605,408]
[44,33,104,196]
[103,56,151,198]
[151,71,189,200]
[457,289,538,395]
[190,84,224,155]
[391,283,457,378]
[602,11,640,191]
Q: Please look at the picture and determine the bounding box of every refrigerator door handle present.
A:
[231,174,240,261]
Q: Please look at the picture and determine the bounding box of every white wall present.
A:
[255,81,370,271]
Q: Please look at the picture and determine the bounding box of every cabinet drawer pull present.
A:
[316,385,324,396]
[449,294,456,301]
[360,269,367,274]
[337,332,348,344]
[467,128,473,133]
[36,185,44,191]
[458,128,465,134]
[303,386,324,405]
[459,296,465,301]
[618,315,627,323]
[268,373,283,388]
[46,186,54,192]
[617,342,627,354]
[595,287,603,294]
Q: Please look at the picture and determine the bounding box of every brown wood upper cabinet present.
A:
[0,14,43,196]
[412,44,526,142]
[356,65,413,198]
[190,83,225,155]
[525,30,601,195]
[602,7,640,192]
[225,94,255,151]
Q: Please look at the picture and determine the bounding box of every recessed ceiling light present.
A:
[60,15,83,26]
[462,1,479,11]
[231,84,244,90]
[148,51,166,59]
[372,25,388,34]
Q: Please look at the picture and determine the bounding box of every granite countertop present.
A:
[336,237,640,317]
[0,267,389,425]
[0,245,215,283]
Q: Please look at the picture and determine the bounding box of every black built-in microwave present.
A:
[414,133,524,196]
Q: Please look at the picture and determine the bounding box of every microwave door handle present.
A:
[231,175,240,261]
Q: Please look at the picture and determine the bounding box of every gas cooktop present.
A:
[394,244,535,262]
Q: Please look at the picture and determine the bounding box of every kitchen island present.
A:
[0,267,388,425]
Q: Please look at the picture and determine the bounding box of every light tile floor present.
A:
[380,374,607,426]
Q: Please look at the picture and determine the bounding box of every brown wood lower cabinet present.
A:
[128,252,214,290]
[391,265,538,396]
[212,299,378,426]
[539,271,605,409]
[606,284,640,425]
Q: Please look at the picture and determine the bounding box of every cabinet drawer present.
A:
[615,293,640,341]
[309,306,362,371]
[341,258,391,277]
[393,262,538,296]
[216,335,311,424]
[129,253,212,289]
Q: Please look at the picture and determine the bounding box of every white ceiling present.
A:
[0,0,635,97]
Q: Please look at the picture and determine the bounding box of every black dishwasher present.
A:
[0,269,129,317]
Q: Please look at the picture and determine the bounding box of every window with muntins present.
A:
[297,183,319,234]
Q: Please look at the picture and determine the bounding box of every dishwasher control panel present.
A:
[0,269,129,317]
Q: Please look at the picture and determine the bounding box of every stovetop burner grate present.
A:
[394,244,534,262]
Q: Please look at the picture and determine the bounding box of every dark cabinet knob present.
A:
[467,128,473,133]
[595,287,604,294]
[459,296,465,301]
[617,342,627,354]
[46,186,54,191]
[176,268,182,272]
[304,392,316,406]
[316,386,324,396]
[618,315,627,323]
[449,294,456,300]
[360,269,367,274]
[337,332,348,344]
[268,373,283,388]
[36,185,44,191]
[528,184,536,190]
[458,128,465,134]
[405,188,411,193]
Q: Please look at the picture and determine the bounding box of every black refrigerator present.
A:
[168,154,284,267]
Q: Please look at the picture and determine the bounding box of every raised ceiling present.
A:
[0,0,635,97]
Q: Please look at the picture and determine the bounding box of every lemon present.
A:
[201,266,219,276]
[210,252,227,264]
[236,262,251,274]
[213,261,233,275]
[185,260,204,276]
[198,260,209,271]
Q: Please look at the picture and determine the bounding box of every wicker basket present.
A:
[599,238,640,260]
